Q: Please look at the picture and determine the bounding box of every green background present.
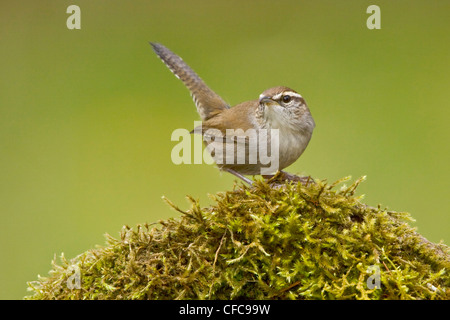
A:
[1,1,449,299]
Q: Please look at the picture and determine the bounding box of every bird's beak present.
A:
[259,96,279,108]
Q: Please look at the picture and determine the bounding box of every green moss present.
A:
[26,176,450,300]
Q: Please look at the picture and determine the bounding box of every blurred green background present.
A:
[1,0,449,299]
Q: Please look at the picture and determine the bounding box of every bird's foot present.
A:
[263,171,314,187]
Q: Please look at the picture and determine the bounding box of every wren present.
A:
[151,43,315,185]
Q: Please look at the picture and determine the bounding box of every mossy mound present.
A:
[26,176,450,299]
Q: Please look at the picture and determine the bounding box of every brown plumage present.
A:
[151,43,315,183]
[151,43,229,121]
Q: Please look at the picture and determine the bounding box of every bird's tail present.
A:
[150,42,229,120]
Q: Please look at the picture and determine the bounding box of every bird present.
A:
[150,43,315,185]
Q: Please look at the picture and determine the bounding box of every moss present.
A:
[26,176,450,300]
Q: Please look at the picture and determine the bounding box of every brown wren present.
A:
[151,43,315,185]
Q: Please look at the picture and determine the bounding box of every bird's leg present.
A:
[224,168,254,185]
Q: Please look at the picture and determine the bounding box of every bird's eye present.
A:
[282,95,291,103]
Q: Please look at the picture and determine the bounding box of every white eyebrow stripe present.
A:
[272,91,302,100]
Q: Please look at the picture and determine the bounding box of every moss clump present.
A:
[26,176,450,300]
